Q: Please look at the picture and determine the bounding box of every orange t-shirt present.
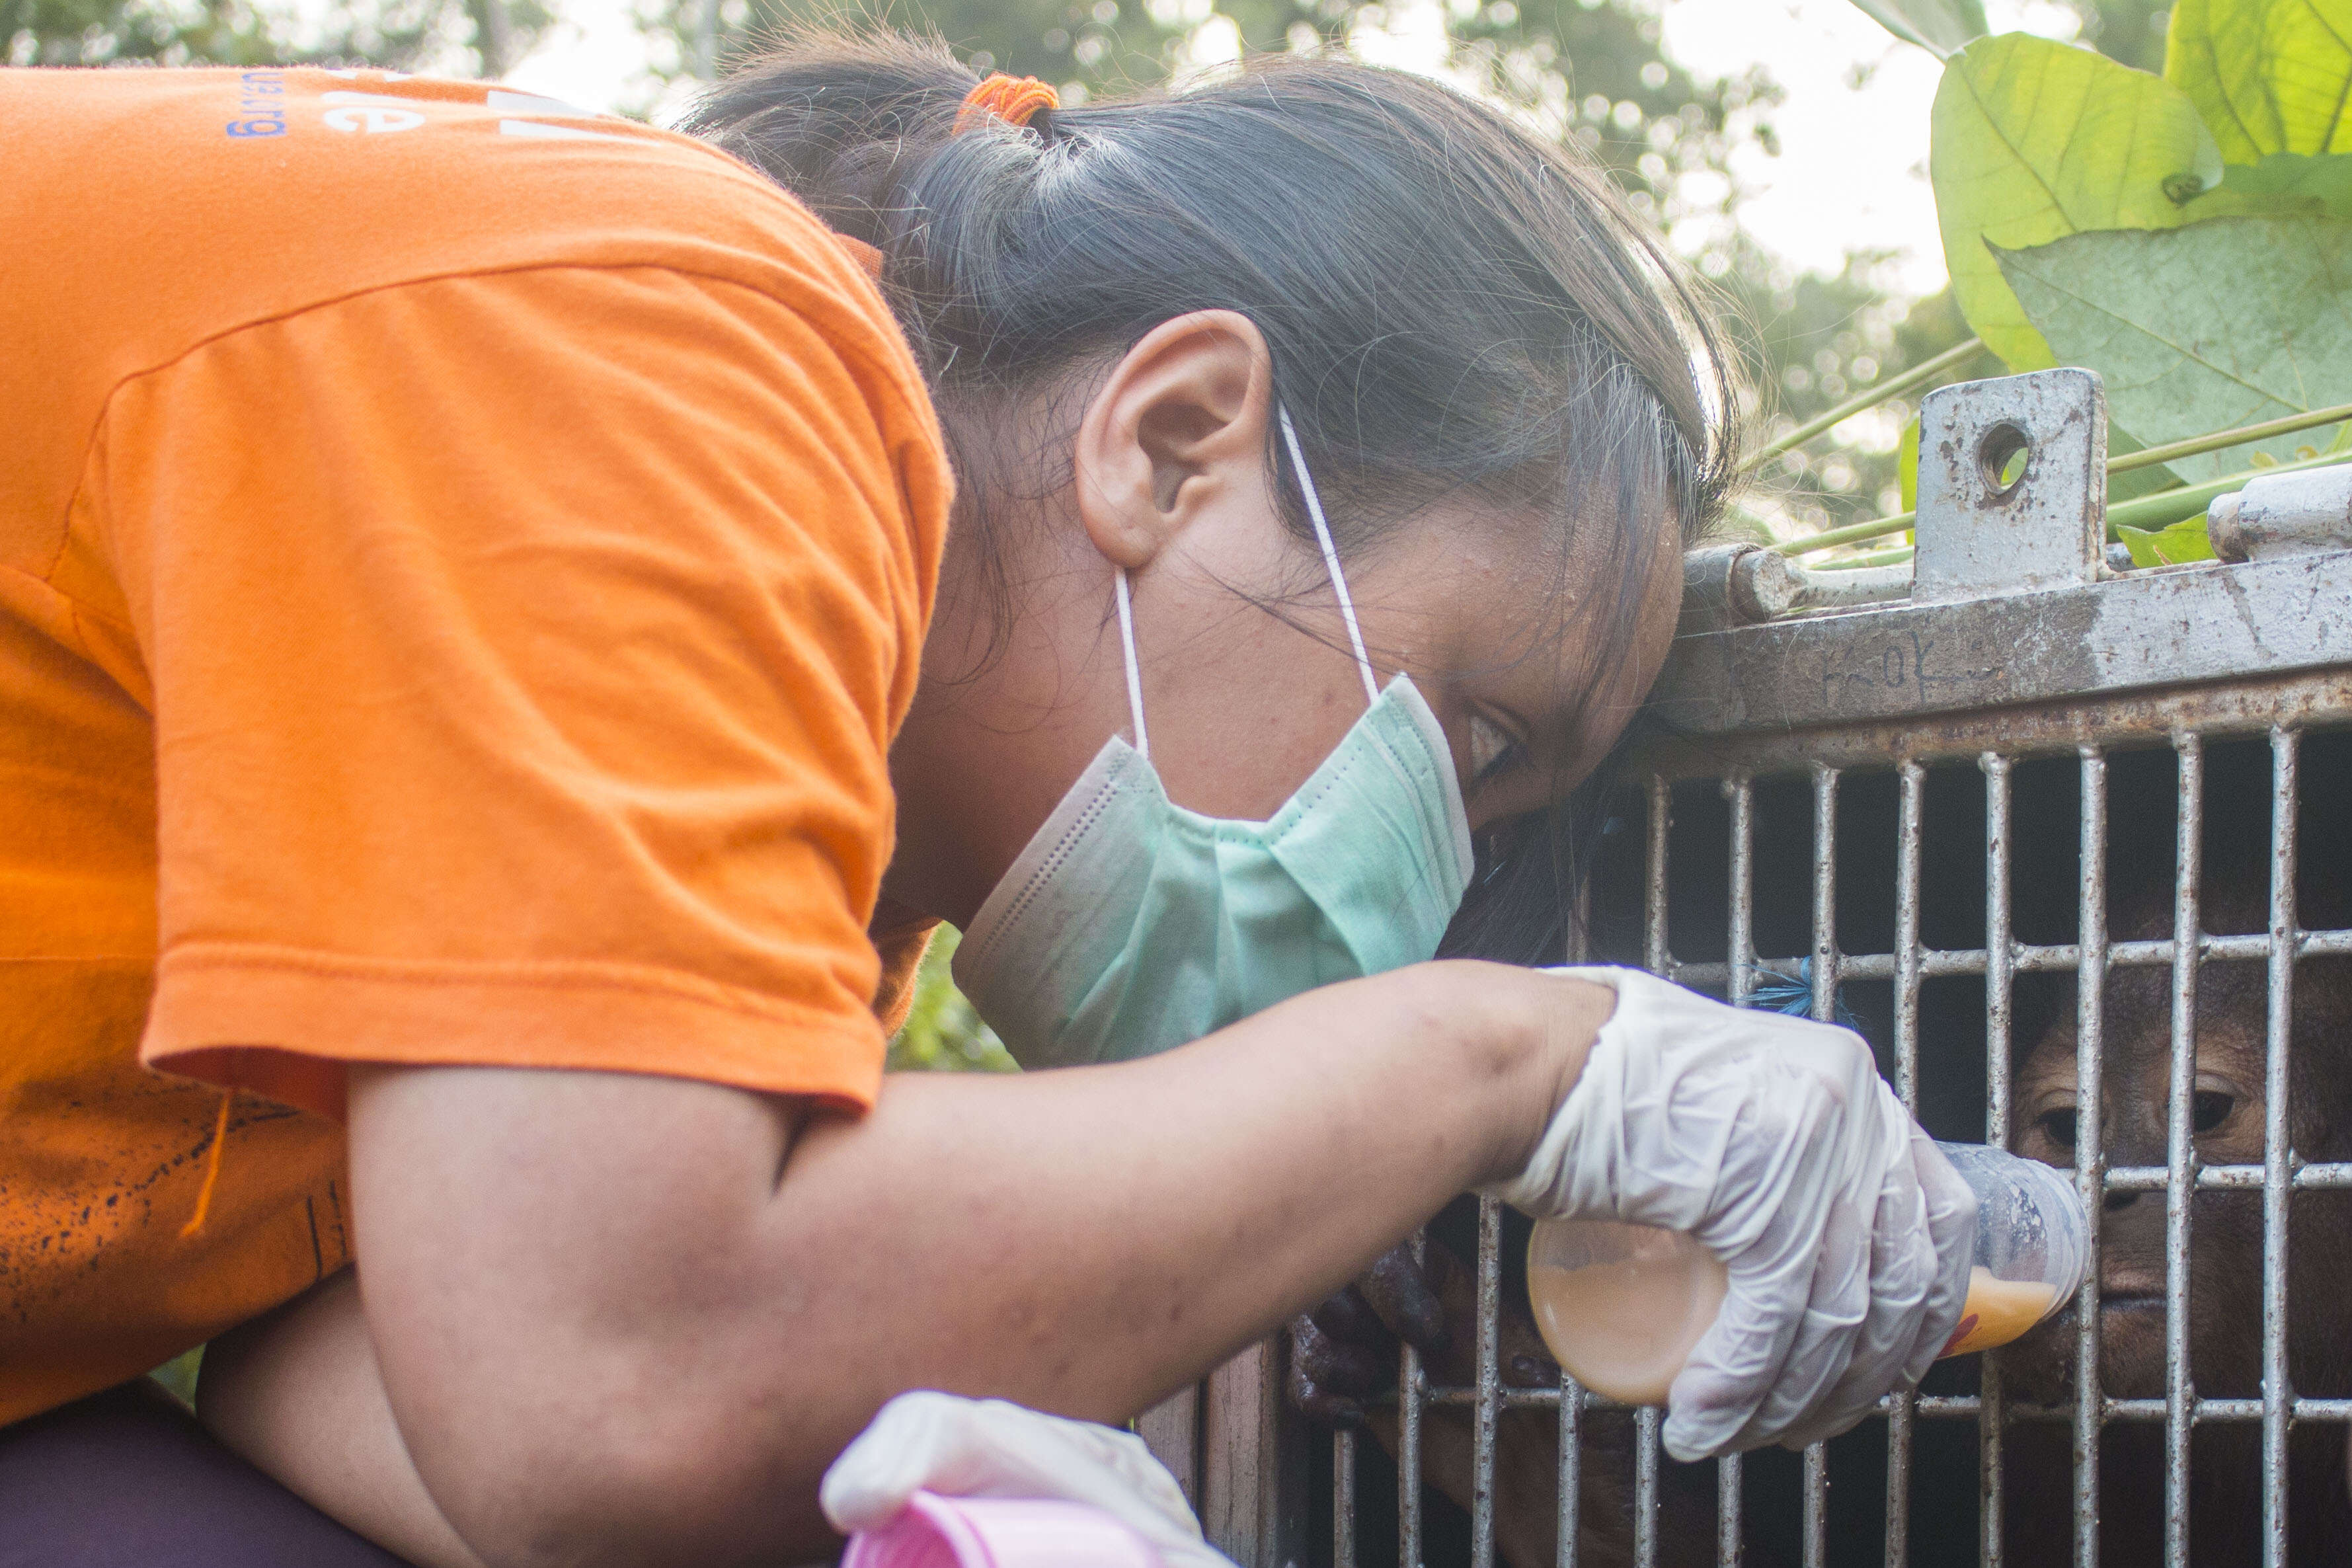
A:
[0,67,950,1425]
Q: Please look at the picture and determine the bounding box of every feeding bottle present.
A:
[1524,1142,2087,1406]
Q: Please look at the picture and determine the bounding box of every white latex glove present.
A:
[1484,966,1975,1462]
[820,1391,1237,1568]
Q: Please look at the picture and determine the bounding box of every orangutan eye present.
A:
[2193,1089,2236,1134]
[1468,713,1525,783]
[2038,1105,2078,1150]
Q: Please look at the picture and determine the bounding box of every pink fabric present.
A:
[843,1491,1163,1568]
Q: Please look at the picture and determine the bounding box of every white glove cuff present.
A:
[1478,965,1652,1220]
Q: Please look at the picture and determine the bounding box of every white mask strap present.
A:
[1278,405,1381,707]
[1114,567,1151,762]
[1115,407,1370,764]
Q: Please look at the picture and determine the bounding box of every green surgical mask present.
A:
[952,408,1475,1068]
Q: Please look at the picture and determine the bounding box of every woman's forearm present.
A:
[766,960,1601,1417]
[343,960,1605,1568]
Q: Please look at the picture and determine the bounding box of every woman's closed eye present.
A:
[1468,711,1528,785]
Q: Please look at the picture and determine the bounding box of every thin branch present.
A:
[1771,446,2352,557]
[1738,336,1988,472]
[2108,401,2352,474]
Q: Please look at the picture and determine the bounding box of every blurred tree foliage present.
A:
[150,1345,203,1406]
[7,0,279,63]
[5,0,549,73]
[889,927,1017,1071]
[643,0,1969,533]
[7,0,2189,535]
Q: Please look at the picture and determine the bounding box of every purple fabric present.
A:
[0,1380,417,1567]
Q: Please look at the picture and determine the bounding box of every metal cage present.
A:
[1137,370,2352,1568]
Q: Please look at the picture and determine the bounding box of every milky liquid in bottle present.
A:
[1526,1222,1728,1405]
[1525,1142,2087,1404]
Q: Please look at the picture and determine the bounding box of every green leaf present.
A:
[888,927,1017,1073]
[149,1347,204,1407]
[2165,0,2352,163]
[1932,34,2224,372]
[1849,0,1989,58]
[2179,149,2352,217]
[2117,517,2220,565]
[1998,215,2352,481]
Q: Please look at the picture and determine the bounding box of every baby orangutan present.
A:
[1996,940,2352,1565]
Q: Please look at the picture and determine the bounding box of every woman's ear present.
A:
[1072,310,1274,571]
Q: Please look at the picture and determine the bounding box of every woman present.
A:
[0,38,1969,1567]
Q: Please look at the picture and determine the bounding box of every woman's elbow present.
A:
[383,1335,836,1568]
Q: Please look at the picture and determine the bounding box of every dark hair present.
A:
[685,34,1737,964]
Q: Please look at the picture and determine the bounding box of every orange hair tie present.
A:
[956,73,1060,136]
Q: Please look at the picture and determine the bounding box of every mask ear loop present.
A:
[1113,568,1151,761]
[1278,405,1382,707]
[1116,407,1366,764]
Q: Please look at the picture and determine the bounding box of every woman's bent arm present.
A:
[330,960,1602,1568]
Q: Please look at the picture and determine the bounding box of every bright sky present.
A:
[497,0,2094,304]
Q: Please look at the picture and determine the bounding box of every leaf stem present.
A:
[1768,508,1914,556]
[2107,401,2352,474]
[1815,544,1916,570]
[2103,448,2351,535]
[1769,448,2352,557]
[1738,336,1987,471]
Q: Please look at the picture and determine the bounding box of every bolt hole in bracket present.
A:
[1690,369,2107,625]
[1978,419,2033,499]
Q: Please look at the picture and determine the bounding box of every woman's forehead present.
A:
[1435,520,1679,707]
[1372,495,1673,651]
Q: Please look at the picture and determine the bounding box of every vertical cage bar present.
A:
[1887,760,1927,1568]
[1334,1429,1356,1568]
[2164,735,2203,1568]
[1727,775,1755,1005]
[1803,1443,1829,1568]
[1647,775,1671,977]
[1557,1377,1581,1568]
[1549,814,1608,1568]
[1802,765,1839,1568]
[2261,728,2298,1568]
[1715,1453,1743,1568]
[1472,1197,1503,1568]
[1401,1227,1426,1568]
[1811,765,1840,1023]
[2074,749,2109,1568]
[1981,752,2015,1568]
[1622,772,1669,1568]
[1717,773,1760,1568]
[1635,1406,1663,1568]
[1893,760,1928,1105]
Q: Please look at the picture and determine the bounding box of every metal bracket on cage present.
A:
[1912,368,2107,605]
[1681,368,2109,635]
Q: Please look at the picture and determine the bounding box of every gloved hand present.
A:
[1483,966,1976,1462]
[820,1390,1238,1568]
